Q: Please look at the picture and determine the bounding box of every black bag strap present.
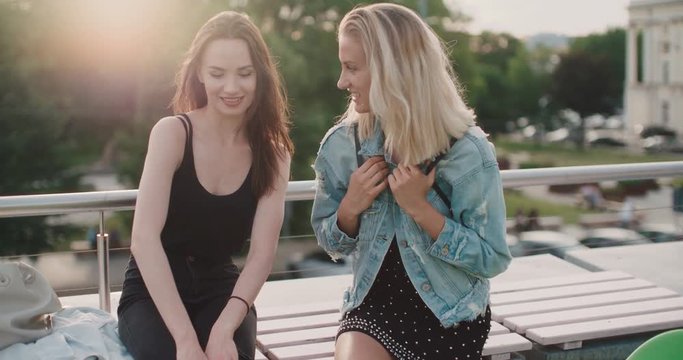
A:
[352,124,453,215]
[426,153,451,212]
[353,124,364,168]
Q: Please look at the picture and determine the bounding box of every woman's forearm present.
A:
[337,196,361,237]
[212,247,276,335]
[131,234,197,345]
[408,200,446,241]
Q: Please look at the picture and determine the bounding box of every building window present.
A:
[637,30,644,83]
[663,61,669,84]
[662,101,670,125]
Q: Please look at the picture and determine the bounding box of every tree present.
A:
[0,3,81,255]
[551,51,614,147]
[569,28,625,113]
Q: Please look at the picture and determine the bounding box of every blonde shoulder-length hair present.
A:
[338,3,475,165]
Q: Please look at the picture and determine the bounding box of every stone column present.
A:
[626,26,638,84]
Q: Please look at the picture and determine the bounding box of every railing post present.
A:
[97,211,111,312]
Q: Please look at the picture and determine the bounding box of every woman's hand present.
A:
[205,329,239,360]
[336,156,388,236]
[340,156,389,216]
[389,165,435,216]
[176,339,208,360]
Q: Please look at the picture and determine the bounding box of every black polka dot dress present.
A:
[338,239,491,360]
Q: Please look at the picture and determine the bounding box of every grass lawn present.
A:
[504,189,597,225]
[494,137,675,224]
[494,137,682,167]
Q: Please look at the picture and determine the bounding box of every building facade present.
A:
[625,0,683,140]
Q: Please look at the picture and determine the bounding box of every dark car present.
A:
[639,125,677,139]
[637,223,683,243]
[510,230,589,258]
[286,249,352,279]
[579,227,651,248]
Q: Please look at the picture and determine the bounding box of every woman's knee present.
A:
[335,331,392,360]
[118,301,176,359]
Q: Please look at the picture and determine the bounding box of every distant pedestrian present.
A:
[580,184,603,210]
[514,208,528,233]
[619,198,635,229]
[526,208,540,231]
[673,181,683,231]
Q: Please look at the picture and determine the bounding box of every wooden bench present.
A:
[489,270,683,350]
[256,302,532,360]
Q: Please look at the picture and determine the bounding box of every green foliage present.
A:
[570,28,625,111]
[551,28,625,118]
[518,161,555,169]
[504,189,591,225]
[0,3,82,255]
[0,0,633,245]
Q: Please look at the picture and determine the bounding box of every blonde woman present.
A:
[117,11,292,360]
[311,3,511,359]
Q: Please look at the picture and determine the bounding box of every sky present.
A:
[450,0,631,38]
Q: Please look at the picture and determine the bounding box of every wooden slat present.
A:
[490,321,509,335]
[491,287,679,322]
[490,271,633,294]
[255,349,268,360]
[490,278,655,306]
[525,310,683,346]
[258,326,338,349]
[267,340,335,360]
[482,333,533,356]
[505,297,683,333]
[258,301,340,321]
[258,312,340,334]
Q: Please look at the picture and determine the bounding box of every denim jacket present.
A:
[310,121,511,327]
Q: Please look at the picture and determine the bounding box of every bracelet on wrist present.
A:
[228,295,250,313]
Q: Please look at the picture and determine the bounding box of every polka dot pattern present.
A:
[337,240,491,359]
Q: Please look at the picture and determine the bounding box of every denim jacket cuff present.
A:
[324,211,359,246]
[427,218,464,264]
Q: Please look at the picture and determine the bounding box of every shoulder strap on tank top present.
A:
[175,113,193,152]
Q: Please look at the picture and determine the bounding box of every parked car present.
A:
[637,223,683,243]
[639,125,677,139]
[510,230,589,258]
[642,135,683,154]
[286,249,352,279]
[579,227,651,248]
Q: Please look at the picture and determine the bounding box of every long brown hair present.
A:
[171,11,293,199]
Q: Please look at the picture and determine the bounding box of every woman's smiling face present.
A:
[337,33,371,114]
[198,38,257,119]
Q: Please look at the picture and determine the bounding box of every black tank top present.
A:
[159,114,257,262]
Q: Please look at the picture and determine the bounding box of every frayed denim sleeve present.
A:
[310,154,358,260]
[426,164,511,278]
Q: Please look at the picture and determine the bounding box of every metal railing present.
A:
[1,161,682,311]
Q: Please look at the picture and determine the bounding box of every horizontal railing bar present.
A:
[502,161,683,188]
[1,161,682,218]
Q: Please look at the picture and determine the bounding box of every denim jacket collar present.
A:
[357,120,385,158]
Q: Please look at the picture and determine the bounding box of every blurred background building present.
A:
[625,0,683,143]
